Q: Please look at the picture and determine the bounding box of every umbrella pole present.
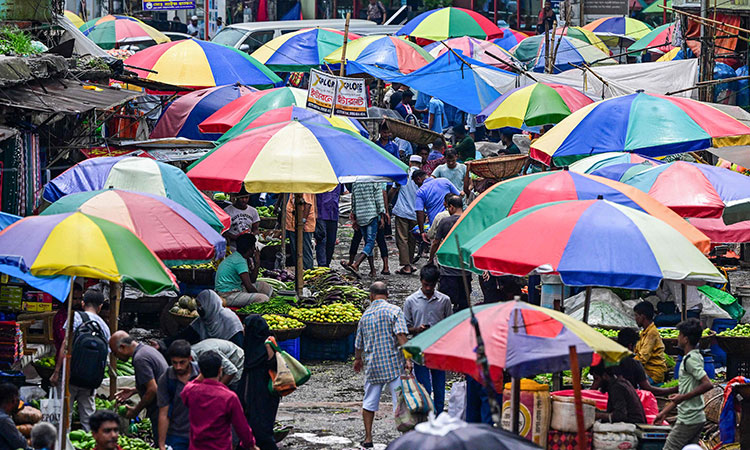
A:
[582,286,592,324]
[279,194,288,271]
[569,345,587,450]
[339,13,351,77]
[681,283,687,321]
[61,277,75,448]
[295,193,304,298]
[108,283,121,400]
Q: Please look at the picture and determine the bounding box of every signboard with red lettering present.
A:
[306,69,368,118]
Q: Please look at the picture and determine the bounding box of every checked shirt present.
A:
[355,299,408,384]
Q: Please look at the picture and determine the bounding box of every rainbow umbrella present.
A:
[461,199,724,289]
[530,92,750,166]
[43,156,230,233]
[512,35,615,73]
[404,300,629,380]
[64,10,84,28]
[250,27,361,72]
[436,170,710,272]
[80,15,169,49]
[124,40,281,91]
[556,26,610,54]
[187,121,408,194]
[492,27,528,50]
[628,23,675,53]
[42,189,226,262]
[424,36,516,69]
[0,212,177,295]
[478,82,593,129]
[568,152,664,174]
[324,35,433,74]
[686,217,750,244]
[396,7,503,41]
[199,87,308,134]
[150,84,256,141]
[643,0,671,14]
[583,16,652,41]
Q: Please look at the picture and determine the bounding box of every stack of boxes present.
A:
[0,321,23,368]
[23,291,53,312]
[0,286,23,311]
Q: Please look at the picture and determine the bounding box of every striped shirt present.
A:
[351,182,385,226]
[355,299,408,384]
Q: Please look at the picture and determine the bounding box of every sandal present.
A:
[360,441,374,448]
[343,262,362,279]
[381,270,391,275]
[395,268,413,275]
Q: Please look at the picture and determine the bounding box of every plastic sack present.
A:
[395,387,428,432]
[593,422,638,450]
[401,375,434,414]
[564,288,637,329]
[698,285,746,321]
[447,380,466,420]
[268,351,296,396]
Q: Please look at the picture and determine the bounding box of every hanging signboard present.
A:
[583,0,627,15]
[143,0,196,11]
[307,69,368,118]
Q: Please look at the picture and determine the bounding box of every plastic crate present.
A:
[727,355,750,379]
[277,337,300,360]
[300,334,355,361]
[710,319,737,367]
[177,282,215,297]
[638,439,667,450]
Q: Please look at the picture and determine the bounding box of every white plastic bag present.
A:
[447,380,466,420]
[40,388,63,428]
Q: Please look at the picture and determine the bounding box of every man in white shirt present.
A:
[223,190,260,248]
[187,15,200,38]
[431,149,468,196]
[390,155,422,275]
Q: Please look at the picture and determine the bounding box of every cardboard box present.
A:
[23,302,52,312]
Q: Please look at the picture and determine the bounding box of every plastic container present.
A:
[710,319,737,367]
[674,353,715,380]
[501,379,551,448]
[300,334,355,361]
[550,395,596,433]
[277,337,300,360]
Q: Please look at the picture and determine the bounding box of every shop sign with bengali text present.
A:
[306,69,368,118]
[143,0,196,11]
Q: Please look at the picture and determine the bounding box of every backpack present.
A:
[70,311,109,389]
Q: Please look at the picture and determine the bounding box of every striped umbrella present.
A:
[250,27,361,72]
[478,82,593,129]
[512,35,615,73]
[643,0,671,14]
[199,87,308,135]
[461,199,724,290]
[656,47,686,61]
[396,7,504,41]
[43,156,230,233]
[42,189,226,262]
[492,27,528,50]
[187,121,408,194]
[568,152,663,174]
[324,35,433,74]
[583,16,652,41]
[124,40,281,91]
[424,36,516,69]
[530,92,750,167]
[628,23,675,53]
[556,26,610,54]
[64,10,84,28]
[436,170,710,273]
[0,212,177,295]
[80,15,169,49]
[150,84,256,141]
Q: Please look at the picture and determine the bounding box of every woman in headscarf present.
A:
[160,290,244,350]
[239,314,279,450]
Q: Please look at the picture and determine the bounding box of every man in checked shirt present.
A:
[354,282,412,448]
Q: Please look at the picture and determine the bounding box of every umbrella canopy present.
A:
[250,27,361,72]
[568,151,663,174]
[124,40,281,91]
[199,87,308,134]
[150,84,256,141]
[587,162,661,182]
[64,10,84,28]
[686,217,750,244]
[628,23,675,53]
[492,27,528,50]
[530,92,750,166]
[436,170,711,272]
[582,16,652,41]
[387,418,542,450]
[424,37,516,69]
[512,35,616,73]
[644,0,671,13]
[556,26,610,54]
[324,35,433,74]
[478,82,593,129]
[461,199,724,290]
[605,161,750,223]
[396,7,503,41]
[656,47,685,62]
[0,212,177,295]
[403,300,630,380]
[43,156,230,233]
[42,189,226,262]
[80,15,169,49]
[187,121,408,194]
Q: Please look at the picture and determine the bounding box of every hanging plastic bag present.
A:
[400,374,433,414]
[447,380,467,420]
[267,338,311,387]
[395,387,428,432]
[267,351,296,396]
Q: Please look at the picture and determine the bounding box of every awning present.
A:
[0,79,141,114]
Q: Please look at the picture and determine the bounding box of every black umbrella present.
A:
[386,422,542,450]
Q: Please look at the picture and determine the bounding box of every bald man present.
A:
[110,331,167,442]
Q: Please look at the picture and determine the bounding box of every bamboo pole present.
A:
[108,283,121,400]
[339,13,351,77]
[294,194,304,298]
[582,286,592,324]
[569,345,586,450]
[61,278,75,448]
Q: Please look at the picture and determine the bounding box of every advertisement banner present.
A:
[307,69,368,118]
[584,0,627,15]
[143,0,196,11]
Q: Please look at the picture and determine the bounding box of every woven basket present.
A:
[383,117,444,146]
[169,311,196,328]
[704,386,725,423]
[259,217,277,229]
[32,361,54,381]
[467,154,528,179]
[663,333,714,354]
[273,326,306,341]
[302,321,358,340]
[716,336,750,355]
[170,268,216,285]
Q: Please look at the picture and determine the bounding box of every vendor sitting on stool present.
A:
[591,362,647,424]
[215,234,272,307]
[633,301,667,384]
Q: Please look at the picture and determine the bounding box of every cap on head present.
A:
[191,15,198,20]
[409,155,422,163]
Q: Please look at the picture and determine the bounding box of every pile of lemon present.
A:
[288,303,362,324]
[262,314,304,330]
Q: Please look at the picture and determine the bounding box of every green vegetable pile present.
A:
[664,353,675,369]
[595,328,618,338]
[660,328,712,338]
[718,323,750,337]
[114,360,135,376]
[36,356,55,369]
[256,277,288,292]
[69,430,156,450]
[660,379,679,388]
[257,206,276,218]
[0,26,40,56]
[236,296,296,315]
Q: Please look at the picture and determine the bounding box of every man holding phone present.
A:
[403,265,453,414]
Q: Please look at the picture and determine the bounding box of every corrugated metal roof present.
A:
[0,79,141,114]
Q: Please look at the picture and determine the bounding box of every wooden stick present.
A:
[583,286,592,324]
[61,278,75,447]
[662,5,750,34]
[108,283,121,400]
[294,194,304,298]
[569,345,587,450]
[339,13,351,77]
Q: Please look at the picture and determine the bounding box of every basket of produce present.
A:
[70,430,155,450]
[257,206,278,229]
[660,328,714,354]
[32,356,55,380]
[169,295,199,327]
[169,263,217,285]
[263,314,306,341]
[235,295,297,318]
[289,303,362,340]
[716,324,750,355]
[467,154,528,180]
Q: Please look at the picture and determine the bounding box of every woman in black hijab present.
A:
[239,314,279,450]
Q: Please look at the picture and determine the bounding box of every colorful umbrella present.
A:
[150,84,257,141]
[124,40,281,91]
[607,161,750,223]
[628,23,675,53]
[588,162,656,182]
[43,156,230,233]
[512,35,615,73]
[436,170,711,272]
[250,27,361,72]
[556,26,610,54]
[686,217,750,244]
[64,10,84,28]
[404,300,629,380]
[582,16,652,41]
[643,0,671,14]
[42,189,226,262]
[396,7,504,41]
[0,212,177,295]
[656,47,685,62]
[492,27,528,50]
[187,121,408,193]
[324,35,433,74]
[461,199,724,289]
[478,82,593,129]
[530,92,750,166]
[568,151,664,174]
[199,87,308,134]
[424,37,516,70]
[80,15,169,49]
